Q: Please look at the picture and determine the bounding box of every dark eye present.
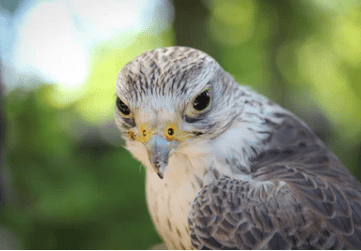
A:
[193,89,211,111]
[116,97,131,115]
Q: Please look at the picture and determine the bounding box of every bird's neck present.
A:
[163,122,268,188]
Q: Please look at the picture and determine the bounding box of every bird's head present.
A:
[115,47,255,179]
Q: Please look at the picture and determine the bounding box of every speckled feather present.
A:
[115,46,361,249]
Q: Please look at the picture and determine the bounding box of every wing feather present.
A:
[189,166,361,249]
[188,109,361,249]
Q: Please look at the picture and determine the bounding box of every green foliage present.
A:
[3,84,161,249]
[2,28,175,249]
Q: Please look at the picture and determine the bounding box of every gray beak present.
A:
[144,135,178,179]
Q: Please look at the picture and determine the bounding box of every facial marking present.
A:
[124,121,194,144]
[136,123,156,143]
[164,123,177,141]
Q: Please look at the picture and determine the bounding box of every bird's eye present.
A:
[193,88,211,111]
[116,97,131,116]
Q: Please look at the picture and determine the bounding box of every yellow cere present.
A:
[164,122,191,142]
[136,124,154,143]
[164,123,177,141]
[127,122,192,143]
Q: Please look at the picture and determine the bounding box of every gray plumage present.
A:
[114,46,361,249]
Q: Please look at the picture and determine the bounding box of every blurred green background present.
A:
[1,0,361,249]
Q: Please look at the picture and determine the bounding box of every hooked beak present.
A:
[144,135,179,179]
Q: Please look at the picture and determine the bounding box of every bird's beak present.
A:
[144,135,179,179]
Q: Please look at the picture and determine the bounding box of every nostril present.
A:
[168,128,174,136]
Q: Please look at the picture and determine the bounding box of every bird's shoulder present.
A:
[188,111,361,249]
[189,173,361,249]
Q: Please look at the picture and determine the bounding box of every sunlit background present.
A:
[0,0,361,249]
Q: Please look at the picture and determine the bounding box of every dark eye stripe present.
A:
[116,97,131,115]
[123,117,136,128]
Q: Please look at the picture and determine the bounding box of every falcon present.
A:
[114,46,361,249]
